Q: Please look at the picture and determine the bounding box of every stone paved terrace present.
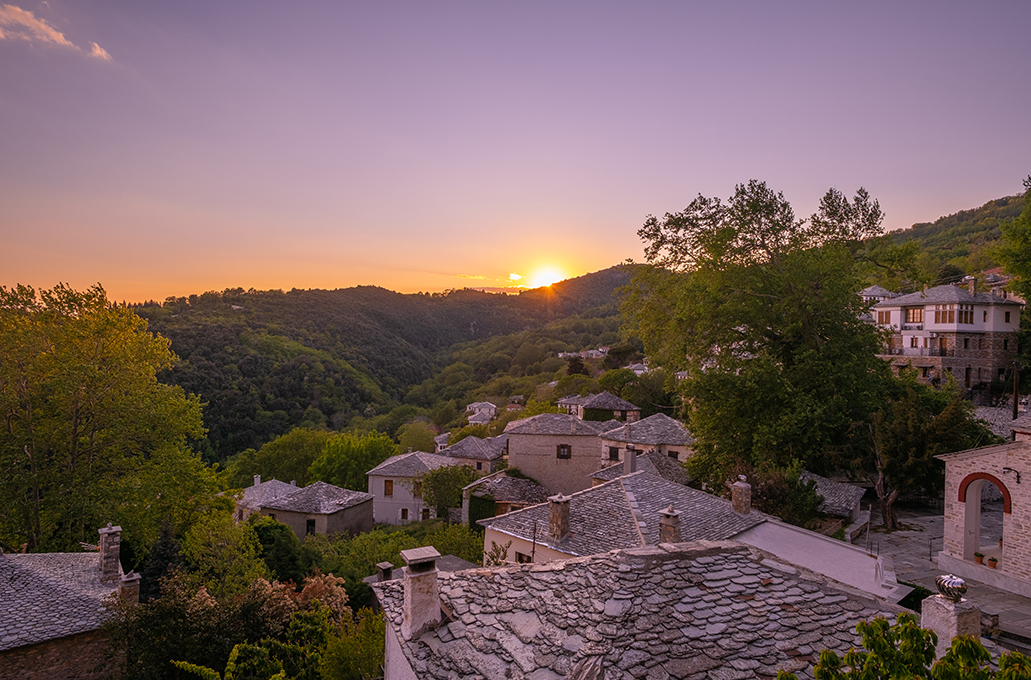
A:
[867,504,1031,637]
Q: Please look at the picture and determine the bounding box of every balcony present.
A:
[901,324,923,331]
[884,348,953,357]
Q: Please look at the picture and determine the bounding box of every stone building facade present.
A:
[504,414,620,496]
[938,440,1031,597]
[259,481,374,539]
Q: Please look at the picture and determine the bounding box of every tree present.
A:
[0,284,205,551]
[598,368,638,398]
[249,515,305,585]
[225,427,333,489]
[566,355,588,376]
[397,420,438,453]
[996,176,1031,301]
[183,511,269,598]
[628,181,892,486]
[308,431,397,491]
[778,613,1031,680]
[420,465,480,517]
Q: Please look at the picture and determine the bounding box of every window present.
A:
[934,305,955,324]
[400,508,408,520]
[422,508,431,520]
[963,338,969,349]
[306,519,316,535]
[1004,339,1009,350]
[384,480,393,497]
[476,462,483,470]
[412,481,422,497]
[556,444,572,459]
[1006,311,1012,323]
[904,308,923,323]
[516,552,532,563]
[910,337,918,348]
[877,310,891,325]
[921,367,930,378]
[668,451,679,459]
[959,305,973,324]
[984,311,988,322]
[608,446,620,461]
[268,513,276,521]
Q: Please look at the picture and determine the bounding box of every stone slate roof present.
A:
[798,472,865,519]
[505,413,620,437]
[859,285,897,298]
[872,284,1021,308]
[472,476,551,505]
[591,451,691,486]
[260,481,373,514]
[480,472,767,557]
[600,413,695,447]
[240,478,298,510]
[0,552,118,651]
[373,541,904,680]
[973,406,1021,438]
[1009,410,1031,436]
[366,451,459,478]
[442,434,508,462]
[581,391,639,411]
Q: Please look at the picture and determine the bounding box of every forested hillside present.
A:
[137,267,631,459]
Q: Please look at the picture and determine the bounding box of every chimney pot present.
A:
[119,571,141,604]
[254,474,261,486]
[922,575,980,658]
[290,480,297,486]
[400,547,442,640]
[377,561,394,582]
[624,445,637,475]
[658,504,681,543]
[730,476,751,515]
[98,524,123,584]
[549,494,571,544]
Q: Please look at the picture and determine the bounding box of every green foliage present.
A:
[740,460,822,528]
[448,423,491,445]
[308,431,397,492]
[632,182,892,486]
[598,369,638,397]
[554,374,598,398]
[778,612,1031,680]
[997,183,1031,302]
[0,283,206,552]
[397,420,438,453]
[566,355,589,376]
[421,465,481,517]
[321,608,385,680]
[485,539,513,566]
[249,516,305,585]
[424,522,484,562]
[226,428,333,489]
[183,511,269,598]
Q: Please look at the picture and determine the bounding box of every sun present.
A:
[529,267,566,288]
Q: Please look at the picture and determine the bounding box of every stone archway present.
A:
[957,472,1011,561]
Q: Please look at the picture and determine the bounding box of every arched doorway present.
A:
[958,472,1011,562]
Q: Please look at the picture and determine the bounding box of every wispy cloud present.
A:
[0,4,111,60]
[456,274,487,280]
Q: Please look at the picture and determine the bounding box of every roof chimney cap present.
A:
[401,546,441,570]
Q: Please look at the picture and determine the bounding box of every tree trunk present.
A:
[874,468,901,530]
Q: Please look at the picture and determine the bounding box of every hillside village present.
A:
[4,189,1031,679]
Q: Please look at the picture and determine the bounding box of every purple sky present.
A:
[2,1,1029,302]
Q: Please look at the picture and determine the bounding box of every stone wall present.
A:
[0,630,117,680]
[506,433,602,496]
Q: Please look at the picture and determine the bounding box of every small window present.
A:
[910,337,918,348]
[668,451,678,459]
[400,508,408,520]
[556,444,572,459]
[422,508,431,520]
[877,310,891,325]
[1006,311,1012,323]
[963,338,969,349]
[516,552,532,563]
[1004,339,1009,350]
[412,481,422,497]
[384,480,393,497]
[904,308,923,324]
[984,311,988,322]
[476,462,483,470]
[608,446,620,461]
[306,519,316,535]
[921,367,929,378]
[268,513,276,521]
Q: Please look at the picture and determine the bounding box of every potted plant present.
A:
[988,556,998,569]
[974,552,984,564]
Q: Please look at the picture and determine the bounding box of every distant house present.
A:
[504,413,620,495]
[433,432,450,453]
[259,481,374,539]
[439,434,507,473]
[624,362,649,375]
[366,451,464,524]
[0,524,139,679]
[598,413,694,463]
[461,471,551,525]
[236,475,298,521]
[798,471,866,524]
[577,391,641,422]
[465,401,498,422]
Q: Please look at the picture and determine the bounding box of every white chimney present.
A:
[400,546,441,640]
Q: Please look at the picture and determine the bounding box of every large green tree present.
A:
[995,176,1031,301]
[225,427,333,489]
[0,284,205,551]
[307,431,397,492]
[626,181,892,485]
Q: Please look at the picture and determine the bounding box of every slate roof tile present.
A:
[240,479,298,509]
[260,480,373,514]
[366,451,460,478]
[505,414,620,437]
[872,284,1020,307]
[798,472,865,519]
[600,413,695,447]
[441,434,508,461]
[592,451,691,486]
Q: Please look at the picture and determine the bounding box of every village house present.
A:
[439,433,508,473]
[871,281,1021,387]
[480,463,909,603]
[504,413,620,496]
[258,480,374,539]
[798,470,868,534]
[465,401,498,424]
[598,412,694,463]
[460,470,551,527]
[590,447,691,487]
[372,541,907,680]
[235,474,298,521]
[0,524,140,680]
[366,450,464,524]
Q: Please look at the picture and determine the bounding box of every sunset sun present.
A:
[529,267,566,288]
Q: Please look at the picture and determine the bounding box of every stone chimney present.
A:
[922,575,980,658]
[730,476,751,515]
[377,561,394,582]
[658,505,681,543]
[968,277,977,295]
[290,480,297,486]
[549,494,571,543]
[253,474,261,486]
[98,523,122,584]
[623,445,637,475]
[119,571,141,603]
[400,546,441,640]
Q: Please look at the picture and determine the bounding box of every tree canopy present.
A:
[308,431,398,492]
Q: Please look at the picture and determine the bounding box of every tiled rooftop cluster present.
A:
[367,450,458,477]
[482,472,767,556]
[261,480,373,513]
[240,478,298,509]
[442,434,509,462]
[797,472,865,519]
[472,475,551,505]
[600,413,695,447]
[872,284,1022,308]
[374,541,904,680]
[591,451,691,486]
[0,553,117,652]
[505,414,621,436]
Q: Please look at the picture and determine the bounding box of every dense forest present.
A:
[136,267,632,460]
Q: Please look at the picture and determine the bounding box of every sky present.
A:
[2,1,1029,302]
